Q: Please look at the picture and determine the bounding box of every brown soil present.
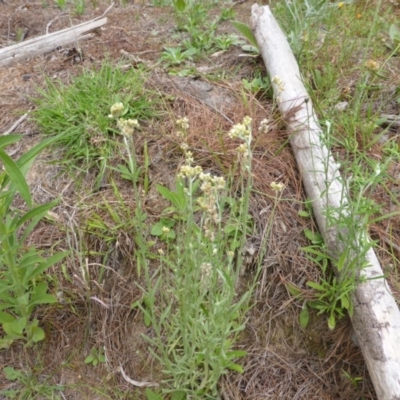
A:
[1,1,399,399]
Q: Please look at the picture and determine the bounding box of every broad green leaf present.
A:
[0,312,15,324]
[3,367,23,381]
[0,135,22,149]
[173,0,186,12]
[171,390,186,400]
[85,354,95,364]
[304,229,315,241]
[0,149,31,207]
[29,293,57,308]
[19,253,44,282]
[303,229,323,244]
[30,281,48,296]
[17,293,30,306]
[328,314,336,330]
[298,210,310,218]
[23,251,69,283]
[231,21,259,50]
[30,325,45,343]
[145,388,163,400]
[16,201,58,230]
[299,305,310,329]
[156,184,186,210]
[156,184,176,204]
[165,229,176,240]
[341,295,350,310]
[19,202,60,242]
[0,337,15,349]
[151,219,175,236]
[4,317,27,336]
[29,282,57,307]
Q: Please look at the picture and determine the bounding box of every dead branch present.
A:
[251,5,400,399]
[0,17,107,68]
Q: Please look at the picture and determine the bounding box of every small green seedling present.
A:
[84,347,106,366]
[231,20,259,54]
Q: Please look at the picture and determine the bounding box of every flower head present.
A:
[272,76,285,93]
[259,118,269,134]
[109,103,124,119]
[200,262,213,286]
[117,118,140,137]
[228,117,252,141]
[178,164,203,179]
[365,59,380,72]
[271,181,285,192]
[176,117,189,138]
[176,117,189,130]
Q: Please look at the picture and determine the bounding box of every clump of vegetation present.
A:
[0,135,68,349]
[2,0,400,398]
[32,63,158,177]
[110,107,275,398]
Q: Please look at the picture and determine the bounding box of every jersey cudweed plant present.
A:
[130,115,260,398]
[0,135,68,348]
[109,106,280,397]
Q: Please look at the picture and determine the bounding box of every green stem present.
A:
[3,234,28,319]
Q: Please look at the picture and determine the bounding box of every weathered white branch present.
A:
[0,17,107,68]
[251,5,400,399]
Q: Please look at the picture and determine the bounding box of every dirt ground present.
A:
[1,0,399,399]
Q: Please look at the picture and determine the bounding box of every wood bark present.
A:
[0,18,107,68]
[251,5,400,399]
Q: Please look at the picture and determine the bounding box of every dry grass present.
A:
[2,0,399,399]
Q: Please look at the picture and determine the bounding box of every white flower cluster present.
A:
[176,117,189,130]
[108,102,124,119]
[270,181,285,192]
[365,59,380,72]
[272,76,284,92]
[228,116,252,141]
[228,116,253,170]
[176,117,189,138]
[178,145,203,179]
[272,76,285,102]
[197,173,226,241]
[258,118,269,134]
[117,118,140,137]
[179,164,203,179]
[108,103,140,137]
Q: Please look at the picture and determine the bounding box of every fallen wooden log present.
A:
[0,17,107,68]
[251,5,400,399]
